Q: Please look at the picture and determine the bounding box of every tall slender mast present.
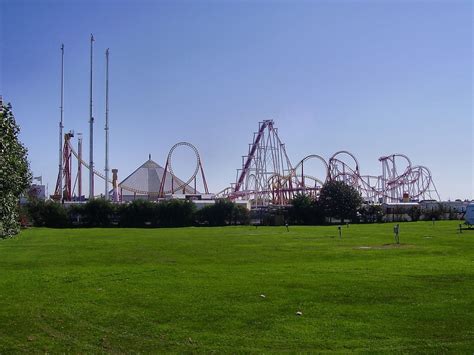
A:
[105,48,110,200]
[58,44,64,201]
[89,34,95,199]
[78,133,83,199]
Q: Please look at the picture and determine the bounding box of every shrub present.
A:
[319,181,363,223]
[82,199,115,227]
[231,204,250,225]
[26,200,69,227]
[157,199,195,227]
[118,200,157,227]
[288,194,325,225]
[359,204,384,223]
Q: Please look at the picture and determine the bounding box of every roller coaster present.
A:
[218,120,440,206]
[53,132,209,202]
[54,120,440,206]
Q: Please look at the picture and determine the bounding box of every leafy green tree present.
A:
[118,200,157,227]
[319,180,362,223]
[289,194,325,225]
[26,200,69,227]
[231,204,250,225]
[195,199,234,226]
[0,102,31,237]
[82,199,115,227]
[409,206,421,222]
[157,199,195,227]
[289,194,313,224]
[359,204,384,223]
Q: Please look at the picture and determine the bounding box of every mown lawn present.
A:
[0,221,473,352]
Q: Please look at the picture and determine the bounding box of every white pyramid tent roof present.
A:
[118,157,198,198]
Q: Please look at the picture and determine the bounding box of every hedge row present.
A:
[21,199,250,228]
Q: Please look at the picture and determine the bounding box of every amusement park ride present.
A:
[52,37,440,207]
[52,36,209,203]
[217,120,440,207]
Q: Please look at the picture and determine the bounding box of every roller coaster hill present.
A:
[52,119,441,209]
[52,132,211,203]
[50,39,441,209]
[217,120,441,208]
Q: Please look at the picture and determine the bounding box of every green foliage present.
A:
[82,199,115,227]
[118,200,157,227]
[319,180,363,222]
[157,199,195,227]
[0,222,472,352]
[196,199,250,226]
[231,204,250,225]
[289,194,324,225]
[409,206,422,222]
[196,199,234,226]
[423,204,445,221]
[0,102,31,237]
[26,200,69,227]
[359,204,384,223]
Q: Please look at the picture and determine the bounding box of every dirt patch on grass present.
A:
[355,244,415,250]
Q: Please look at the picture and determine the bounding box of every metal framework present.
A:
[53,131,74,201]
[158,142,209,197]
[219,120,440,206]
[221,120,323,206]
[328,153,440,203]
[53,137,209,202]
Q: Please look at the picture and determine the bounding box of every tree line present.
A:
[21,199,251,228]
[20,181,365,228]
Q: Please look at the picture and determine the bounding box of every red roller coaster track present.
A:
[218,120,440,206]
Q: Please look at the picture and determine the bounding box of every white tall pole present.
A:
[58,44,64,201]
[105,48,110,200]
[89,34,95,200]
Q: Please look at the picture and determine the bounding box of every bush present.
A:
[118,200,157,227]
[231,204,250,225]
[359,204,384,223]
[157,199,195,227]
[82,199,115,227]
[423,204,444,221]
[289,194,324,225]
[319,181,362,223]
[196,200,250,226]
[0,102,31,237]
[26,200,69,227]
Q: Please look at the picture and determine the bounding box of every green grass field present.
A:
[0,221,473,352]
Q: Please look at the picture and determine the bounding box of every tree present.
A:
[26,200,69,227]
[195,199,234,226]
[289,194,313,224]
[289,194,325,225]
[118,200,157,227]
[157,199,195,227]
[0,102,31,238]
[319,180,362,223]
[82,199,115,227]
[231,204,250,225]
[359,204,384,223]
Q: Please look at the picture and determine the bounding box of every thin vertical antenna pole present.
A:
[105,48,110,200]
[59,44,64,201]
[89,34,95,199]
[78,133,83,200]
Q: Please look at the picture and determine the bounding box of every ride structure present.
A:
[52,37,210,203]
[218,120,326,207]
[53,136,209,202]
[219,120,440,206]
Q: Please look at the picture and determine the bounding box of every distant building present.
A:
[112,157,199,202]
[20,184,46,204]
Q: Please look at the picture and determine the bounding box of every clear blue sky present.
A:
[1,0,472,200]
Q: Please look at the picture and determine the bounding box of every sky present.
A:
[1,0,473,200]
